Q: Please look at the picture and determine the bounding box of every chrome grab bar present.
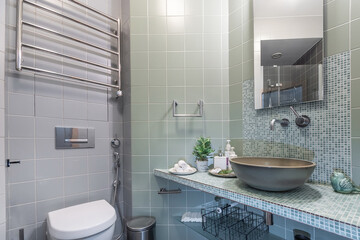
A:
[64,139,88,143]
[173,100,203,117]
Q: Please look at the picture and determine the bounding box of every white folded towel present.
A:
[181,212,202,222]
[174,164,184,172]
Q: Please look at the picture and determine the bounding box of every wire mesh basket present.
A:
[201,202,268,240]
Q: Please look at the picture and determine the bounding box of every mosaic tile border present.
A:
[154,169,360,239]
[242,52,351,184]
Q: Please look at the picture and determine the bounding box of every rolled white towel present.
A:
[174,164,184,172]
[178,160,189,169]
[181,212,202,222]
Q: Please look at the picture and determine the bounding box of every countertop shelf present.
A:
[174,216,284,240]
[154,169,360,240]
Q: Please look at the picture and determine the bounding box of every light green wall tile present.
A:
[204,16,221,34]
[149,122,168,138]
[150,191,169,208]
[132,191,150,207]
[325,24,349,57]
[149,70,166,86]
[243,60,254,81]
[149,52,166,69]
[187,191,205,207]
[185,52,203,68]
[150,174,168,191]
[168,139,186,155]
[229,45,242,67]
[167,52,185,68]
[132,156,150,172]
[186,69,203,86]
[204,34,222,51]
[149,35,167,51]
[204,104,223,120]
[185,16,203,34]
[204,87,222,103]
[149,86,166,103]
[352,138,360,167]
[150,139,168,155]
[229,65,242,85]
[132,208,151,217]
[184,0,203,16]
[230,120,243,139]
[167,87,185,103]
[186,86,203,103]
[351,109,360,137]
[149,17,167,34]
[325,0,349,30]
[229,0,241,13]
[131,52,148,69]
[167,69,185,86]
[167,16,185,34]
[131,122,149,138]
[204,69,221,86]
[243,40,253,62]
[229,26,242,49]
[185,34,203,51]
[229,8,242,31]
[352,0,360,20]
[229,102,243,120]
[132,70,149,86]
[131,35,148,51]
[242,20,253,43]
[151,207,169,224]
[130,0,148,16]
[204,52,222,68]
[131,104,149,121]
[185,121,204,139]
[168,120,186,138]
[167,35,185,51]
[352,49,360,79]
[204,121,223,139]
[204,0,221,16]
[242,0,253,23]
[149,104,168,121]
[130,17,148,34]
[132,139,149,155]
[229,82,242,103]
[149,0,166,16]
[351,79,360,107]
[351,19,360,50]
[150,156,167,170]
[132,86,149,103]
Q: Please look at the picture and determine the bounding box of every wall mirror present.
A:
[253,0,323,110]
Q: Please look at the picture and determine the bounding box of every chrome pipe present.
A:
[69,0,118,22]
[16,0,23,70]
[173,100,204,117]
[23,0,118,38]
[116,18,122,96]
[23,43,119,72]
[23,21,118,55]
[22,65,120,89]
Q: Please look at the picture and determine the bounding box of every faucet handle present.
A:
[290,106,310,128]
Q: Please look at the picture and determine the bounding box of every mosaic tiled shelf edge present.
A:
[154,169,360,240]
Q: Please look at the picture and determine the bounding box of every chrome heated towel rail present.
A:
[16,0,122,96]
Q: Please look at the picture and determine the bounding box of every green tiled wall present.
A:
[129,0,229,238]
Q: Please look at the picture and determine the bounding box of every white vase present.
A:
[196,160,208,172]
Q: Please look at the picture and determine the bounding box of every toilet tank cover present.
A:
[47,200,116,239]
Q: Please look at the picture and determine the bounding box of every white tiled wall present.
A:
[0,0,6,237]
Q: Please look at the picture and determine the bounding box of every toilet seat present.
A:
[47,200,116,240]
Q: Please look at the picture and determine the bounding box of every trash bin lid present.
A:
[127,216,156,232]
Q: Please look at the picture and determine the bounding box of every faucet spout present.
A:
[270,118,290,130]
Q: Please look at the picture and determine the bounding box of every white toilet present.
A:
[47,200,116,240]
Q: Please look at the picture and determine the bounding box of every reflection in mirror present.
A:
[254,0,323,109]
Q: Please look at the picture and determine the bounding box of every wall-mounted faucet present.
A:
[270,118,290,130]
[290,106,310,128]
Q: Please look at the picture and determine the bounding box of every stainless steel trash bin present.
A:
[127,216,156,240]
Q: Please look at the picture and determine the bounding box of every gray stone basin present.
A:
[230,157,316,191]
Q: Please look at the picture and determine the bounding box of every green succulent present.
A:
[192,137,214,161]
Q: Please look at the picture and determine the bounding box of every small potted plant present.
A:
[193,137,214,172]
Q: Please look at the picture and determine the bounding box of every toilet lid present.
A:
[47,200,116,239]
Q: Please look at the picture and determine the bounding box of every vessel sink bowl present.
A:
[230,157,316,191]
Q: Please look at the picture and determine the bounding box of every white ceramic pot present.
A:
[196,160,209,172]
